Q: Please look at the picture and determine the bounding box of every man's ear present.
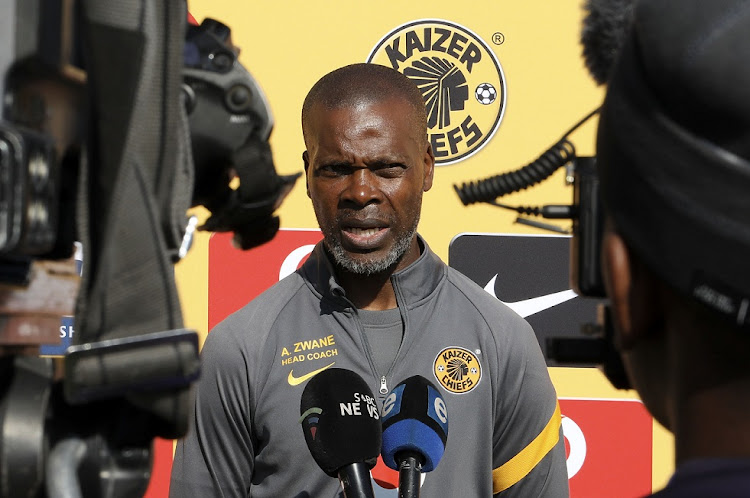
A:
[601,229,661,350]
[422,143,435,192]
[302,151,311,198]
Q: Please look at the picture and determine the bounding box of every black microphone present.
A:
[381,375,449,498]
[299,368,381,498]
[581,0,636,85]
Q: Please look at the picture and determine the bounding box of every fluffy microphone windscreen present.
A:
[381,375,449,473]
[299,368,381,477]
[580,0,636,85]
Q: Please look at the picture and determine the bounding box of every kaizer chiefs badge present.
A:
[367,19,506,165]
[434,347,482,394]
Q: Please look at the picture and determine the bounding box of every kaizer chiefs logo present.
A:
[434,347,482,394]
[367,19,506,165]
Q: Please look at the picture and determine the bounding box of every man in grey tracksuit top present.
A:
[170,63,568,497]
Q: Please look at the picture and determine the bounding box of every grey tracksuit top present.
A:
[169,236,569,497]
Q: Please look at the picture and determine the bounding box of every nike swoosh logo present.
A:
[484,274,578,318]
[288,361,336,386]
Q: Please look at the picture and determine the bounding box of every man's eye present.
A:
[319,164,350,176]
[375,165,405,177]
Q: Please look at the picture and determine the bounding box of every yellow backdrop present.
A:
[176,0,674,493]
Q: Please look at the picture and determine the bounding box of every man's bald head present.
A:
[301,63,428,146]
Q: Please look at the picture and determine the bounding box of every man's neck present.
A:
[329,235,423,310]
[337,270,398,310]
[675,380,750,464]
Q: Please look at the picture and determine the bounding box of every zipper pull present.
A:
[379,376,388,395]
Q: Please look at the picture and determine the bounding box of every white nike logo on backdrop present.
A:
[484,274,578,318]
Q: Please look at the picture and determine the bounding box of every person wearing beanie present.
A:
[596,0,750,496]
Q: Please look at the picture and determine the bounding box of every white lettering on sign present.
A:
[562,415,587,478]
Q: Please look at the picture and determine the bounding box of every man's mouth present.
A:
[348,227,381,237]
[341,224,389,249]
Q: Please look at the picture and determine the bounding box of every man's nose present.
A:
[342,168,380,206]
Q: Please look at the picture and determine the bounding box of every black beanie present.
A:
[596,0,750,327]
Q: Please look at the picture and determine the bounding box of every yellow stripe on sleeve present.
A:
[492,401,562,494]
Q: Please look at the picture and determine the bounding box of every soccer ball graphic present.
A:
[475,83,497,105]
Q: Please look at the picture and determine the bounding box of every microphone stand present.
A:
[338,462,376,498]
[397,451,423,498]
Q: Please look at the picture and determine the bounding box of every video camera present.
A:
[453,109,630,390]
[0,1,298,496]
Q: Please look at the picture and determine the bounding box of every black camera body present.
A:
[569,156,606,298]
[0,125,60,257]
[0,1,84,264]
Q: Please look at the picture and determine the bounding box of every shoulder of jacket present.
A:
[443,267,531,331]
[209,273,309,343]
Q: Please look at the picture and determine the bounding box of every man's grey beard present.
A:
[326,216,420,276]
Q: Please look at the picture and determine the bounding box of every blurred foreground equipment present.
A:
[0,1,298,496]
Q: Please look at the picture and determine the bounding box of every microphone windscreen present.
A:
[580,0,636,85]
[299,368,381,477]
[381,375,449,472]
